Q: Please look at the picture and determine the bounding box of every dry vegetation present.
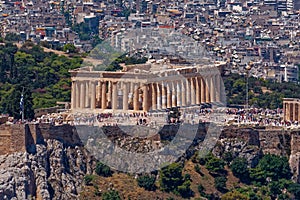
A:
[80,160,244,200]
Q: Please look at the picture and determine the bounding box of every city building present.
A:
[282,64,299,83]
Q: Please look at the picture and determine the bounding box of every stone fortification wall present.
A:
[0,124,26,155]
[27,123,82,146]
[0,123,82,155]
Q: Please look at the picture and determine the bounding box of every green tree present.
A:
[230,157,249,180]
[137,174,156,191]
[288,183,300,199]
[198,184,205,196]
[205,156,226,174]
[159,163,184,193]
[249,154,291,184]
[215,176,227,191]
[177,180,192,198]
[84,174,95,185]
[95,162,112,177]
[223,151,234,164]
[102,190,121,200]
[0,41,83,118]
[2,85,34,119]
[194,164,201,174]
[5,33,21,42]
[63,43,77,53]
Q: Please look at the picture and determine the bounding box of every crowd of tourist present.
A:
[2,106,300,129]
[223,108,299,127]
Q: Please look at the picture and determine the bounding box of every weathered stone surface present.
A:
[0,140,94,200]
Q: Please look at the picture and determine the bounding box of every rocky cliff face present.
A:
[289,131,300,183]
[212,126,300,183]
[1,124,300,199]
[0,139,94,200]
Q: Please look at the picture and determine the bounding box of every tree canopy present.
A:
[224,73,300,108]
[249,154,291,184]
[0,41,82,119]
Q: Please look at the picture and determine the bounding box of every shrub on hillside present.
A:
[84,174,95,185]
[102,190,121,200]
[159,162,193,198]
[197,184,205,196]
[177,180,193,198]
[215,176,227,191]
[95,162,112,177]
[230,157,249,180]
[223,151,234,164]
[205,156,226,175]
[194,164,201,174]
[137,174,156,191]
[159,163,184,192]
[222,190,248,200]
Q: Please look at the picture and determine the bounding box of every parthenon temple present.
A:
[70,62,225,113]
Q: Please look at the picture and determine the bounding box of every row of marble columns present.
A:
[71,74,223,112]
[284,102,300,121]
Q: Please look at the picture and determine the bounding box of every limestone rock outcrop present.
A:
[0,140,94,200]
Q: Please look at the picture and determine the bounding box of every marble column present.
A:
[85,81,89,108]
[191,78,196,105]
[205,77,210,103]
[162,83,167,109]
[142,84,149,111]
[285,103,290,121]
[123,82,128,111]
[293,103,296,121]
[215,74,221,102]
[151,83,157,110]
[181,80,186,107]
[90,81,96,109]
[157,83,162,110]
[76,82,80,109]
[167,82,172,108]
[220,78,226,103]
[133,83,139,111]
[176,81,181,106]
[195,77,200,105]
[96,82,101,108]
[71,81,76,109]
[172,81,177,107]
[128,82,134,109]
[186,79,191,106]
[112,82,118,110]
[201,77,206,103]
[210,75,216,102]
[80,81,85,109]
[107,81,112,107]
[295,104,299,122]
[101,81,107,109]
[284,103,288,121]
[290,103,294,121]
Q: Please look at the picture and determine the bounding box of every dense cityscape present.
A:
[1,0,300,81]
